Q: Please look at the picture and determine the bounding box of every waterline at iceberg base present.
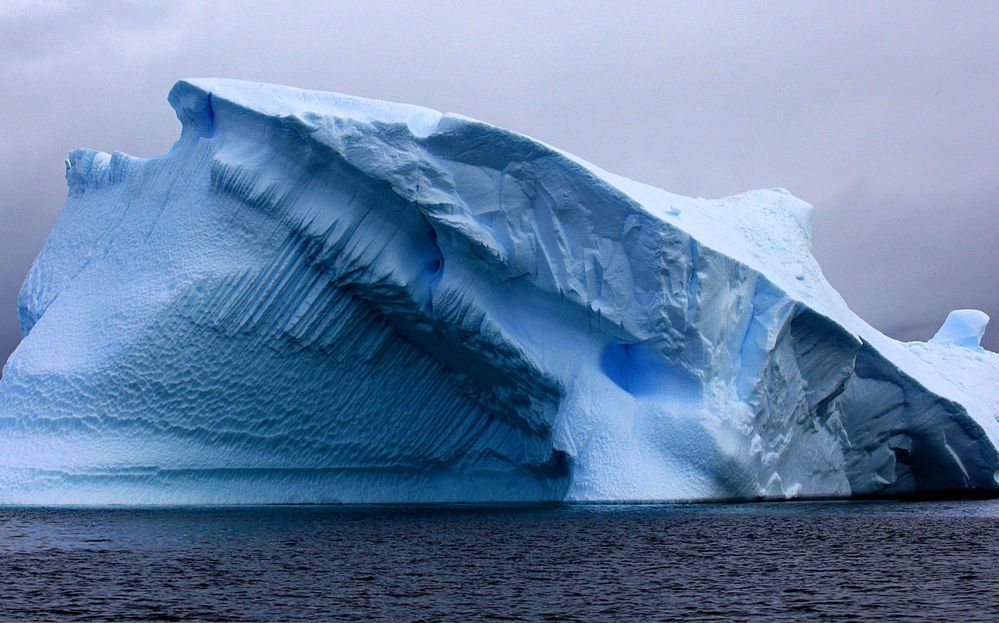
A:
[1,79,996,504]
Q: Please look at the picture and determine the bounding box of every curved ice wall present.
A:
[1,79,996,503]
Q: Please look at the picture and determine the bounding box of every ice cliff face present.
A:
[1,79,996,504]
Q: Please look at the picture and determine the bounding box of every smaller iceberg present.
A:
[932,310,990,350]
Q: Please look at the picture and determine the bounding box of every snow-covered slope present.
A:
[1,79,996,503]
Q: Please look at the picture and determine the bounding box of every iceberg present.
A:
[0,79,996,504]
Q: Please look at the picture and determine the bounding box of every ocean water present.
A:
[0,500,997,621]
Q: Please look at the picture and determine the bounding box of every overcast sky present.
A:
[1,0,996,362]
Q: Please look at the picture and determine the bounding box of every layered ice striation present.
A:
[1,79,997,503]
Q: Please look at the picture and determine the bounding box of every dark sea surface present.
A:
[0,500,997,622]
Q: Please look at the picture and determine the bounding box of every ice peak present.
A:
[931,309,990,349]
[168,78,445,139]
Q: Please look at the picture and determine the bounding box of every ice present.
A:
[0,79,996,504]
[931,309,990,349]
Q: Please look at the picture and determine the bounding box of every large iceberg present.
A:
[1,79,996,504]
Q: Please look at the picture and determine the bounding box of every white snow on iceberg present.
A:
[0,79,996,504]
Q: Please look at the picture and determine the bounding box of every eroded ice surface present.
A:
[1,79,996,503]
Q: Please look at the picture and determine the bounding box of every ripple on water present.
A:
[0,500,997,621]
